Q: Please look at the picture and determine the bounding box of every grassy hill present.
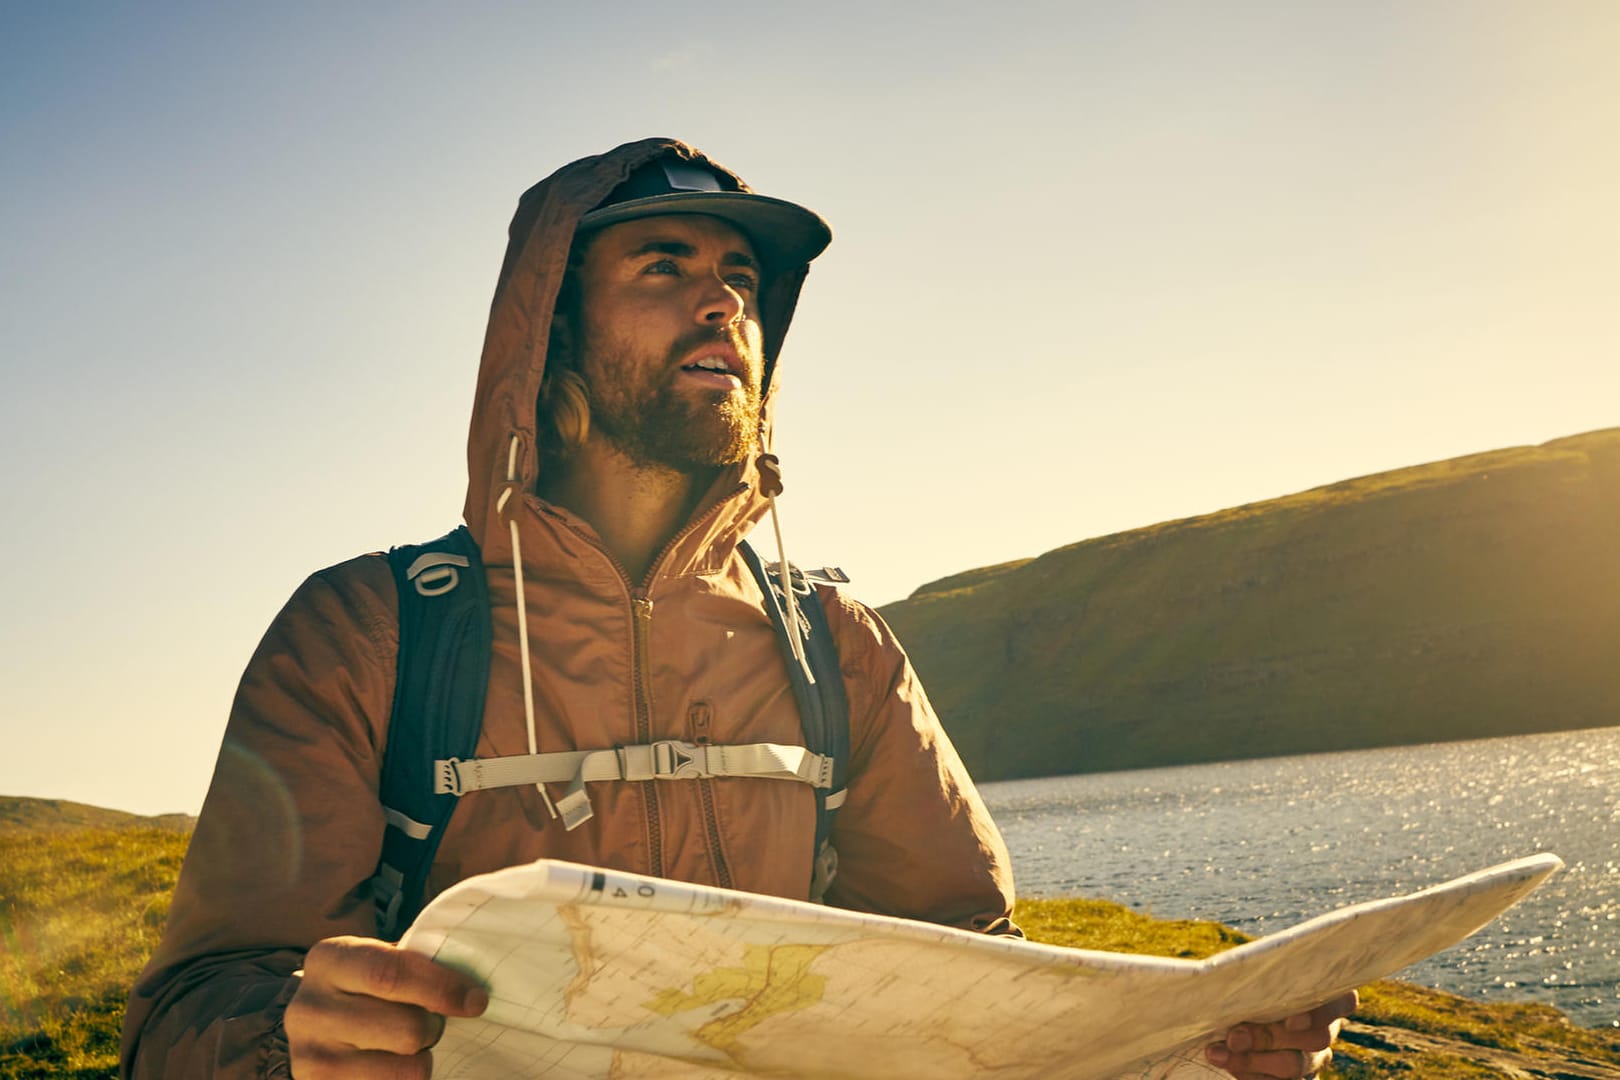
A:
[0,802,192,1078]
[3,797,1616,1078]
[881,428,1620,780]
[0,797,192,834]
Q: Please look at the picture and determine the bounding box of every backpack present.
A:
[370,525,850,939]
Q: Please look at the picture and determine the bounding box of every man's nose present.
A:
[698,276,746,324]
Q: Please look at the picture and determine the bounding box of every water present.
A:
[979,726,1620,1028]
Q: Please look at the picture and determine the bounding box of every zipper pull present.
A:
[631,590,654,622]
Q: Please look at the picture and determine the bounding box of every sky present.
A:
[2,1,1616,817]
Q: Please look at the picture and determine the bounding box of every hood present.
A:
[463,137,818,562]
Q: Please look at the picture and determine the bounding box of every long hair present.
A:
[536,241,593,455]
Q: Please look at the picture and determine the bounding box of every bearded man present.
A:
[123,139,1352,1080]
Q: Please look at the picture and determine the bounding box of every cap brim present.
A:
[577,191,832,272]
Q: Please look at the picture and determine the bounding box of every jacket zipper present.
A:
[630,588,661,877]
[698,780,734,889]
[538,484,747,883]
[688,702,734,890]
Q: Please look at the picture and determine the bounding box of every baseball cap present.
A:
[576,157,832,272]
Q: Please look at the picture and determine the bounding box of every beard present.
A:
[581,326,763,474]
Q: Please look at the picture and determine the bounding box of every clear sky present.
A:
[2,1,1616,817]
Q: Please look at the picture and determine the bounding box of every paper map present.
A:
[400,853,1562,1079]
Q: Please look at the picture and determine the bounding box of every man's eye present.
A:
[726,274,759,292]
[643,259,679,276]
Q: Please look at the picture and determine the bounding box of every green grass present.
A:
[1014,895,1251,959]
[0,826,190,1079]
[1352,979,1619,1056]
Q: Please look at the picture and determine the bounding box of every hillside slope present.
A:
[0,804,191,1078]
[880,428,1620,780]
[0,796,193,833]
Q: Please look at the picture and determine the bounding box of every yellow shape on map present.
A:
[643,944,830,1055]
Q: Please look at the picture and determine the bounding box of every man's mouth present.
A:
[678,347,750,390]
[684,355,737,377]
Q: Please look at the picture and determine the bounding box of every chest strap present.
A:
[435,740,843,831]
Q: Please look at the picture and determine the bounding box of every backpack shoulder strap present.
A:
[738,540,851,900]
[372,525,490,940]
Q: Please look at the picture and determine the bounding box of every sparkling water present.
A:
[979,726,1620,1027]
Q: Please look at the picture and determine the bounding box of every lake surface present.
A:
[979,726,1620,1028]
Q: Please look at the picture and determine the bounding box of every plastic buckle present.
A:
[650,740,706,780]
[406,552,470,597]
[435,757,466,796]
[379,887,404,935]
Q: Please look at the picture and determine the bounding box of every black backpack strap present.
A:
[372,525,490,940]
[738,540,851,899]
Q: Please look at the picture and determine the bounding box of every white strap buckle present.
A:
[406,552,470,597]
[618,740,710,781]
[435,757,467,796]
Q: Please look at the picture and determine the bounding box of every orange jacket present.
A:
[122,138,1016,1078]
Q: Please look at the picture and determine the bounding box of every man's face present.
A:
[572,213,766,473]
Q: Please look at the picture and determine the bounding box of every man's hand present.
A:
[1203,990,1358,1079]
[285,935,489,1079]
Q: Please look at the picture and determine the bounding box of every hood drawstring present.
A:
[498,434,559,820]
[758,454,814,685]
